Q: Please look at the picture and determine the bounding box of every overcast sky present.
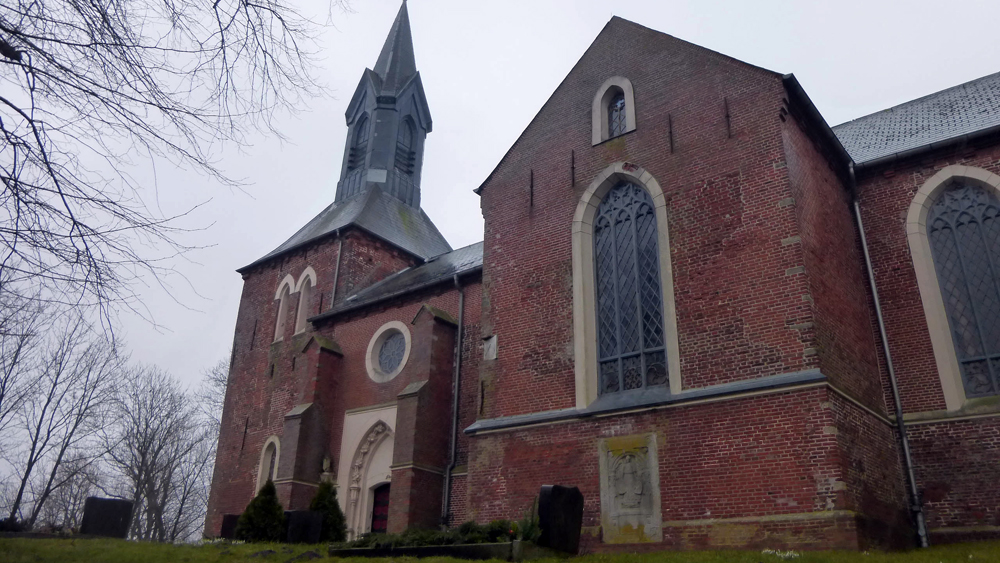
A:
[117,0,1000,388]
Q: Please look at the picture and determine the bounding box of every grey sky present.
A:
[117,0,1000,387]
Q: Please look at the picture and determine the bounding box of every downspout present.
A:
[849,163,929,548]
[442,274,465,527]
[330,229,343,308]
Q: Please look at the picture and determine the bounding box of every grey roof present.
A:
[833,71,1000,165]
[372,2,417,94]
[238,186,451,272]
[312,241,483,321]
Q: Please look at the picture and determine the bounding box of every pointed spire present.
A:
[373,1,417,93]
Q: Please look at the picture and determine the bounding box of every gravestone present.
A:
[597,433,662,543]
[79,497,132,538]
[219,514,240,539]
[284,510,323,544]
[537,485,584,554]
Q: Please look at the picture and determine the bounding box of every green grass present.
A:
[1,537,1000,563]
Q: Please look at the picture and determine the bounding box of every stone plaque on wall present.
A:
[598,433,662,543]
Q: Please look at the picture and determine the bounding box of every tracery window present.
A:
[378,331,406,374]
[594,182,667,395]
[608,92,627,138]
[928,182,1000,397]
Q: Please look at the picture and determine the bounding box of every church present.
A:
[206,2,1000,551]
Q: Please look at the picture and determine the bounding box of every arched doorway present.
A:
[370,483,390,534]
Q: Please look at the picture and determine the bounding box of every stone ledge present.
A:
[465,369,826,435]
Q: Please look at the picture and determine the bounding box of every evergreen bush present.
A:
[235,480,287,542]
[308,481,347,542]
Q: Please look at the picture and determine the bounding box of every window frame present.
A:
[572,162,681,408]
[256,436,281,492]
[907,164,1000,411]
[592,77,636,145]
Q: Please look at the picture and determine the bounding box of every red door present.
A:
[370,483,390,534]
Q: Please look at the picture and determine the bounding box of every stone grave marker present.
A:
[285,510,323,544]
[537,484,584,554]
[80,497,133,538]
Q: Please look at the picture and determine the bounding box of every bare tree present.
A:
[102,365,211,541]
[3,316,122,525]
[0,288,44,437]
[0,0,348,322]
[32,453,104,531]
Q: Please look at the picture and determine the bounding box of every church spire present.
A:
[336,1,432,209]
[372,1,417,93]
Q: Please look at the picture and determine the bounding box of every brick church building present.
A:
[206,3,1000,550]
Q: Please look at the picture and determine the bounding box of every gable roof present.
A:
[238,185,452,272]
[833,72,1000,167]
[310,241,483,322]
[474,16,780,195]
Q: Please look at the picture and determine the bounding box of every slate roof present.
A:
[372,2,417,94]
[833,72,1000,166]
[312,241,483,321]
[238,186,452,272]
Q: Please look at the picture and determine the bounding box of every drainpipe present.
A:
[442,274,465,527]
[849,163,929,548]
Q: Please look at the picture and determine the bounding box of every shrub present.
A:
[308,481,347,542]
[0,518,24,532]
[486,519,515,543]
[235,480,286,542]
[517,497,541,542]
[456,521,488,544]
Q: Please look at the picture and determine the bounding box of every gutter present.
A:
[441,275,465,527]
[849,163,929,548]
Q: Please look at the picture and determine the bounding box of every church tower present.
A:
[337,1,432,208]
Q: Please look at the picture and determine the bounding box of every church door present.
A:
[370,483,390,534]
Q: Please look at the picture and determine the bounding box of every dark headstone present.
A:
[284,510,323,544]
[79,497,132,538]
[219,514,240,539]
[537,485,584,554]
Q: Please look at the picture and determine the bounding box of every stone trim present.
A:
[905,165,1000,411]
[663,509,857,527]
[345,401,399,415]
[256,435,281,492]
[825,383,893,426]
[365,320,411,383]
[572,162,681,408]
[389,462,445,475]
[272,478,320,488]
[293,266,318,335]
[465,370,825,435]
[274,274,295,342]
[592,76,637,145]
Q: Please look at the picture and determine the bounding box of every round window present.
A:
[366,321,411,383]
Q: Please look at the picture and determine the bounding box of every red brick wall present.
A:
[478,19,813,421]
[466,388,864,551]
[206,223,480,535]
[855,142,1000,538]
[781,116,885,412]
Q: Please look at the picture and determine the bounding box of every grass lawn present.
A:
[2,537,1000,563]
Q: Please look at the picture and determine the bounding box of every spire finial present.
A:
[373,1,416,93]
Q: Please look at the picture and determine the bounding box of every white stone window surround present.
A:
[256,436,281,492]
[572,162,682,408]
[273,274,295,342]
[906,164,1000,411]
[365,321,412,383]
[592,76,637,145]
[293,266,318,335]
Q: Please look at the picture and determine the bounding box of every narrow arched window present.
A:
[348,114,370,171]
[294,278,313,334]
[594,182,667,395]
[274,285,291,341]
[608,92,627,138]
[257,440,279,491]
[395,120,415,175]
[928,182,1000,397]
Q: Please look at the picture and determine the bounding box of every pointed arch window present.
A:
[348,114,370,171]
[928,182,1000,397]
[608,92,627,137]
[274,284,291,341]
[256,438,280,492]
[594,182,668,395]
[395,119,415,175]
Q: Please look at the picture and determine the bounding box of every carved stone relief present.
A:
[598,432,662,543]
